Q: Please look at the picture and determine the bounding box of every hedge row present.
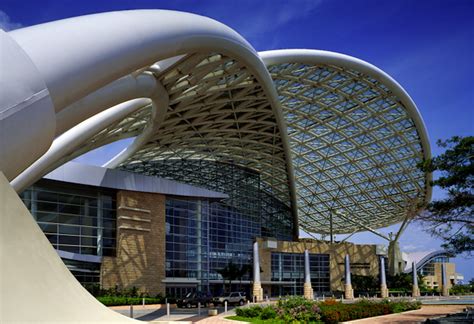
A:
[97,296,165,306]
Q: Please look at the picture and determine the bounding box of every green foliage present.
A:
[226,316,286,324]
[386,273,414,292]
[260,306,277,320]
[233,297,421,324]
[235,306,279,321]
[217,261,242,292]
[418,136,474,255]
[382,299,422,313]
[84,284,155,298]
[351,275,379,292]
[236,305,263,318]
[319,299,420,323]
[276,296,321,323]
[83,284,167,305]
[352,273,426,293]
[97,296,165,306]
[450,284,474,295]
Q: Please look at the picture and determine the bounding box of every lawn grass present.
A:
[226,315,287,323]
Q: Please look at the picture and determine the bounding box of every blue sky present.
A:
[2,0,473,280]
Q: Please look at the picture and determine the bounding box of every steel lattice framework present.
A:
[268,61,428,234]
[121,53,291,204]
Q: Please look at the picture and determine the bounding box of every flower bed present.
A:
[229,297,421,323]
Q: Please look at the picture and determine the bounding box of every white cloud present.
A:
[0,10,22,31]
[194,0,325,50]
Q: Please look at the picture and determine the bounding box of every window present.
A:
[20,180,117,258]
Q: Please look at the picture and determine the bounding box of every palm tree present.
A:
[216,261,241,293]
[237,264,252,291]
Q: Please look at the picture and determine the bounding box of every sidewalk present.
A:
[109,303,239,323]
[148,308,238,324]
[344,305,469,324]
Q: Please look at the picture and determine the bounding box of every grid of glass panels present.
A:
[271,252,330,296]
[165,196,260,293]
[165,199,208,279]
[20,179,117,257]
[268,62,428,234]
[122,159,293,240]
[419,256,450,276]
[63,259,101,285]
[207,200,258,280]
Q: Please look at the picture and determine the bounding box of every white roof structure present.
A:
[4,10,431,236]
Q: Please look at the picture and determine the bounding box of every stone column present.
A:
[344,254,354,299]
[388,241,403,275]
[380,256,388,298]
[252,241,263,302]
[303,250,313,299]
[441,263,449,296]
[412,261,420,297]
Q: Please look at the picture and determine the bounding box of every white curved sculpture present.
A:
[0,10,431,322]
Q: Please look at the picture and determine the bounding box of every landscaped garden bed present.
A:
[228,296,421,323]
[97,296,165,306]
[85,284,169,306]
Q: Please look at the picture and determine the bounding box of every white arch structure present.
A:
[0,10,431,322]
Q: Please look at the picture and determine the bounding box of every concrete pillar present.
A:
[380,256,388,298]
[441,263,449,297]
[303,250,313,300]
[388,241,403,275]
[344,254,354,299]
[412,261,420,297]
[252,242,263,302]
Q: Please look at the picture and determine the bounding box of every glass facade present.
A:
[20,179,117,285]
[121,159,294,241]
[122,159,297,297]
[271,252,330,296]
[419,256,450,276]
[165,197,259,295]
[63,259,101,285]
[21,165,298,294]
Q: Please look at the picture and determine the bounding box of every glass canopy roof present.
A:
[268,62,428,234]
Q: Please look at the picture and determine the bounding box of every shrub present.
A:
[321,298,339,306]
[260,306,277,320]
[97,296,165,306]
[319,299,421,323]
[388,300,421,313]
[276,297,321,322]
[235,305,262,318]
[450,284,474,295]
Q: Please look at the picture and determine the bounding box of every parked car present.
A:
[213,292,247,306]
[176,291,213,308]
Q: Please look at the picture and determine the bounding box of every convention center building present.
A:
[2,10,437,311]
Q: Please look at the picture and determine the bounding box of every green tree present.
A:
[419,136,474,255]
[236,264,252,291]
[351,275,378,292]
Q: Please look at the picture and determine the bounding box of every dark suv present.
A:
[176,291,213,308]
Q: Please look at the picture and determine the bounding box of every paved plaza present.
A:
[109,299,474,324]
[110,304,238,323]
